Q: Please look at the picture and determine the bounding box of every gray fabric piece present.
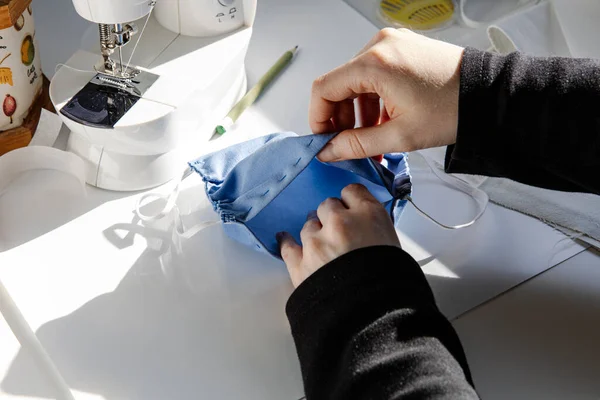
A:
[420,148,600,250]
[480,178,600,245]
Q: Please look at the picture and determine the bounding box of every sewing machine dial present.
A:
[215,0,240,26]
[154,0,249,36]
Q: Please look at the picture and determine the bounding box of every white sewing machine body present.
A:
[50,0,257,191]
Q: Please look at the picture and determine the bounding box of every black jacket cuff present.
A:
[286,246,436,334]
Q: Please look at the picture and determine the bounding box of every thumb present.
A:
[277,232,302,281]
[317,122,407,162]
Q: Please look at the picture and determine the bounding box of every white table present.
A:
[455,249,600,400]
[0,0,596,399]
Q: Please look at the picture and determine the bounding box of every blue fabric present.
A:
[189,132,412,259]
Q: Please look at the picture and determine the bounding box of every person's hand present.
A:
[277,184,400,288]
[310,28,465,162]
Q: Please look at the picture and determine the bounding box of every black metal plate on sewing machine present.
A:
[60,81,140,129]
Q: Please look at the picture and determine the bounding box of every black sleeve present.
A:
[286,246,478,400]
[445,48,600,195]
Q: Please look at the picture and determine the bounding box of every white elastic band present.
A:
[0,146,86,198]
[135,168,221,238]
[135,168,192,223]
[408,152,489,230]
[29,109,64,147]
[177,219,222,240]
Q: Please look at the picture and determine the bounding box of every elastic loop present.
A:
[135,168,221,239]
[409,152,489,230]
[135,168,192,222]
[178,220,222,240]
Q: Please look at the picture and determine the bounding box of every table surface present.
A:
[0,0,597,399]
[454,249,600,400]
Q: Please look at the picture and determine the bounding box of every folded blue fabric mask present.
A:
[186,132,412,258]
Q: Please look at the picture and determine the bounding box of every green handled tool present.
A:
[215,45,299,135]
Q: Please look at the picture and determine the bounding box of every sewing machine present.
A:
[49,0,257,191]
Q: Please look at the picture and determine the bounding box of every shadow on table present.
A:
[0,125,236,254]
[0,171,131,253]
[1,185,303,400]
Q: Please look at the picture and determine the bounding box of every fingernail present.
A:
[317,143,336,162]
[306,210,318,221]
